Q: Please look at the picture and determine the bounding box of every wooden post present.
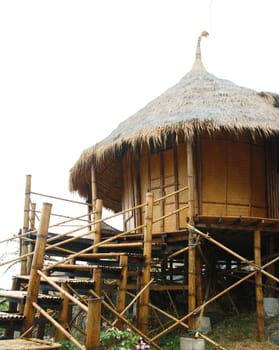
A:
[23,202,52,337]
[21,174,32,275]
[138,192,153,334]
[56,283,71,341]
[188,227,196,331]
[86,297,102,350]
[254,229,265,342]
[93,199,103,296]
[115,255,128,328]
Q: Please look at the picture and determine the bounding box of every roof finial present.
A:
[192,31,209,71]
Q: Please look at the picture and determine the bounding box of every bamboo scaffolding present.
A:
[186,224,279,284]
[151,255,279,342]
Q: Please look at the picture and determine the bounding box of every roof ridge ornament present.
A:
[191,31,209,71]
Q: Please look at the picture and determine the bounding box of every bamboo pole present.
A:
[188,227,196,331]
[21,174,31,275]
[168,246,190,259]
[23,202,52,337]
[196,249,203,307]
[187,140,195,224]
[27,202,36,274]
[93,199,103,296]
[32,301,84,350]
[138,192,153,334]
[86,297,102,350]
[254,229,265,342]
[115,255,128,328]
[56,283,70,341]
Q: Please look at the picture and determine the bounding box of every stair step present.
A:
[0,291,63,308]
[0,337,61,349]
[0,312,25,329]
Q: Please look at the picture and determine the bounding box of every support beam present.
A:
[56,283,71,341]
[23,202,52,337]
[21,174,32,275]
[86,297,102,350]
[115,255,128,328]
[138,192,153,334]
[188,228,196,331]
[93,199,103,296]
[254,229,265,342]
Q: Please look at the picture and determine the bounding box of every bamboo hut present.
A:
[69,32,279,230]
[69,34,279,340]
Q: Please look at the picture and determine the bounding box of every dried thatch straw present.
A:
[69,32,279,211]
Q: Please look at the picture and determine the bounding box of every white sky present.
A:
[0,1,278,285]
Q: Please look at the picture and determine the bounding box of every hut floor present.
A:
[0,338,61,349]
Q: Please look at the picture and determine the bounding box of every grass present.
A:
[157,313,279,349]
[203,313,279,349]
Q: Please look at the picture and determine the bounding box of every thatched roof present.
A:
[69,32,279,211]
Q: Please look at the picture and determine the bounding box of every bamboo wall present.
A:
[200,132,267,217]
[266,138,279,218]
[122,131,270,234]
[122,142,189,232]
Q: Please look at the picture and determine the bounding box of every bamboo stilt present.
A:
[27,202,36,274]
[115,255,128,328]
[254,229,265,342]
[56,283,70,341]
[86,297,102,350]
[23,202,52,337]
[188,227,196,331]
[21,174,31,275]
[138,192,153,334]
[196,249,203,307]
[93,199,103,296]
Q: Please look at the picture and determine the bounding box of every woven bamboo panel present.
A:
[202,138,227,203]
[227,141,250,204]
[251,144,267,216]
[201,135,268,217]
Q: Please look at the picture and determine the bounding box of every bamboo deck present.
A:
[0,338,61,349]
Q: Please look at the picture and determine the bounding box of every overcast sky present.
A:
[0,1,278,284]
